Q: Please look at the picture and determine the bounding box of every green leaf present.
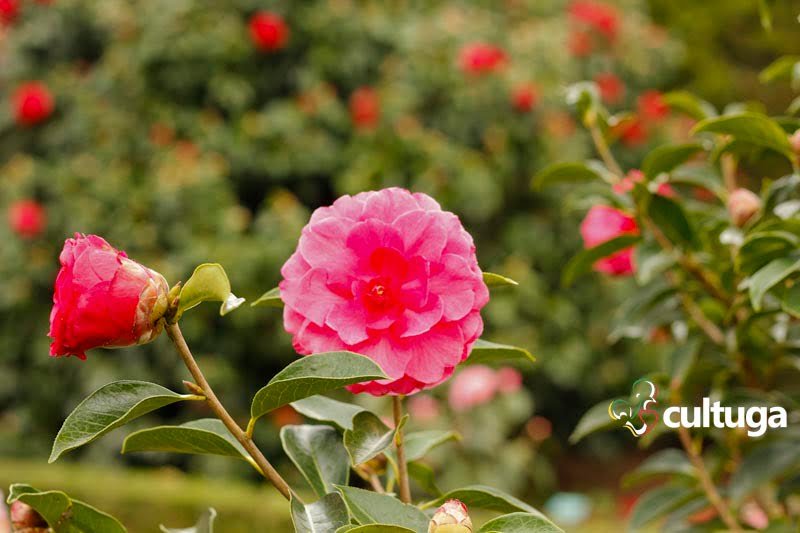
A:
[737,231,800,275]
[465,339,535,367]
[641,143,705,180]
[692,113,794,160]
[747,256,800,311]
[760,56,800,85]
[562,234,641,287]
[663,91,717,121]
[729,440,800,503]
[251,286,283,308]
[291,493,350,533]
[122,419,248,460]
[669,166,726,198]
[390,430,461,463]
[7,484,127,533]
[647,194,696,248]
[757,0,774,31]
[477,512,564,533]
[532,161,607,190]
[483,272,519,288]
[422,485,546,517]
[634,242,675,285]
[177,263,244,318]
[337,526,416,533]
[629,486,700,530]
[50,380,197,463]
[568,400,618,443]
[335,486,429,533]
[160,508,217,533]
[282,424,350,499]
[250,352,387,422]
[344,411,396,466]
[666,339,702,389]
[622,449,696,488]
[407,461,442,496]
[782,283,800,318]
[291,395,367,431]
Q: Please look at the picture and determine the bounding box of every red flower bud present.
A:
[0,0,19,25]
[13,82,54,126]
[594,72,625,105]
[349,87,380,130]
[429,500,473,533]
[511,83,539,112]
[727,188,761,227]
[48,234,170,360]
[458,42,507,75]
[249,11,289,52]
[8,200,47,239]
[637,90,669,122]
[10,501,48,530]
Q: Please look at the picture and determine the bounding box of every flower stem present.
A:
[392,395,412,503]
[165,322,296,503]
[589,123,624,178]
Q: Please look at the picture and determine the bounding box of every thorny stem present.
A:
[166,322,297,503]
[393,396,412,503]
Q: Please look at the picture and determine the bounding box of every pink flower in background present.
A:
[249,11,289,52]
[727,188,761,227]
[49,234,170,359]
[13,82,54,126]
[459,42,507,75]
[740,501,769,530]
[567,30,593,57]
[408,394,441,423]
[594,72,624,104]
[638,90,669,121]
[448,365,499,411]
[0,0,19,25]
[569,0,620,41]
[280,188,489,396]
[511,83,539,112]
[496,367,523,393]
[350,87,381,131]
[8,200,46,238]
[580,206,638,276]
[613,170,676,198]
[616,116,648,146]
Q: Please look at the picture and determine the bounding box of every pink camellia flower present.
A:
[580,205,639,276]
[349,87,380,131]
[249,11,289,52]
[10,501,48,530]
[448,365,499,411]
[49,234,170,360]
[511,83,539,113]
[428,499,473,533]
[613,170,676,198]
[13,82,54,126]
[638,90,669,122]
[569,0,620,41]
[496,367,523,394]
[727,188,761,227]
[458,42,507,75]
[280,188,489,396]
[0,0,19,25]
[408,394,441,423]
[8,200,47,238]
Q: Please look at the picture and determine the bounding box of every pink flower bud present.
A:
[727,188,761,227]
[448,365,498,412]
[790,130,800,155]
[48,234,170,360]
[428,500,473,533]
[10,501,48,530]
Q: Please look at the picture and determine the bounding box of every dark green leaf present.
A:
[160,508,217,533]
[251,287,283,308]
[568,400,618,443]
[177,263,244,318]
[647,194,696,248]
[667,339,702,389]
[423,485,546,517]
[335,486,429,533]
[291,395,367,431]
[483,272,519,288]
[729,440,800,503]
[532,161,607,190]
[407,462,442,496]
[642,143,705,180]
[477,512,563,533]
[669,166,726,198]
[562,235,641,287]
[122,419,248,460]
[663,91,717,120]
[464,339,535,367]
[692,113,794,160]
[622,449,696,488]
[282,425,350,499]
[291,493,350,533]
[397,430,461,462]
[344,411,396,466]
[629,485,699,530]
[7,484,127,533]
[737,231,800,275]
[782,283,800,318]
[250,352,387,421]
[337,526,416,533]
[748,256,800,311]
[50,380,197,463]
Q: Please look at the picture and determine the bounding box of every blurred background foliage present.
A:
[0,0,797,530]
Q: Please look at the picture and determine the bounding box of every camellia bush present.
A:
[534,63,800,531]
[7,188,564,532]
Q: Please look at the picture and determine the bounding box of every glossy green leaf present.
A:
[7,484,127,533]
[335,486,429,532]
[759,56,800,84]
[781,283,800,318]
[344,411,396,466]
[160,508,217,533]
[464,339,535,367]
[668,166,726,198]
[622,449,695,488]
[483,272,519,288]
[291,395,367,431]
[692,113,794,160]
[122,419,248,460]
[748,256,800,311]
[250,287,283,308]
[568,400,618,443]
[407,461,442,496]
[336,526,416,533]
[423,485,546,517]
[629,486,700,530]
[393,430,460,463]
[50,380,197,463]
[562,234,641,287]
[737,231,800,275]
[532,161,607,190]
[477,512,563,533]
[729,440,800,503]
[177,263,244,318]
[282,424,350,499]
[666,339,701,389]
[663,91,717,120]
[641,143,705,180]
[291,493,350,533]
[250,352,387,421]
[634,242,675,285]
[647,194,696,248]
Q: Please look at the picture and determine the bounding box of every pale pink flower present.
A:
[496,367,523,393]
[408,394,441,423]
[579,205,638,276]
[280,188,489,396]
[448,365,499,411]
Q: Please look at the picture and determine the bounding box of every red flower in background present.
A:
[49,234,170,359]
[459,42,507,75]
[580,205,638,275]
[594,72,625,104]
[615,116,648,146]
[249,11,289,52]
[569,0,620,41]
[613,170,676,198]
[512,83,539,112]
[638,90,669,121]
[449,365,498,411]
[0,0,19,25]
[568,30,593,57]
[13,82,54,126]
[8,200,47,239]
[349,87,381,131]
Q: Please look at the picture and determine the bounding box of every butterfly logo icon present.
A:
[608,379,659,437]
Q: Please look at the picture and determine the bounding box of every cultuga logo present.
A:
[609,379,788,438]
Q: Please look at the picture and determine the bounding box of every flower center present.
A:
[364,278,395,312]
